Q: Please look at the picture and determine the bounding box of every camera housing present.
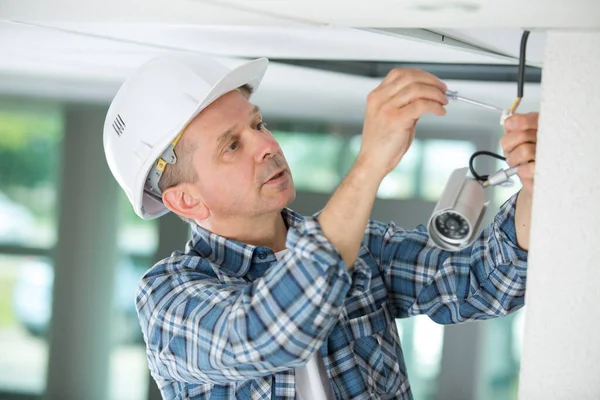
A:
[427,167,489,252]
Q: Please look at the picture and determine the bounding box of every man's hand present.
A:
[358,68,448,179]
[319,68,448,266]
[500,112,539,250]
[500,112,538,194]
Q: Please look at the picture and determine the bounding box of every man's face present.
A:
[185,90,296,219]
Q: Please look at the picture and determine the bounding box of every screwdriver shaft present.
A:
[445,90,504,112]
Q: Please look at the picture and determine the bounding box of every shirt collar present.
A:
[190,208,304,277]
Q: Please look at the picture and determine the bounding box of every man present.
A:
[104,53,536,399]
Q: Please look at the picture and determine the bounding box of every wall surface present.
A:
[519,31,600,399]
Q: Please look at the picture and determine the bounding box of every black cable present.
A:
[518,30,530,98]
[460,31,530,186]
[468,32,530,184]
[469,151,506,181]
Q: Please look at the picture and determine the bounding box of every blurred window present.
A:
[0,100,62,396]
[0,100,152,399]
[274,130,478,204]
[479,308,525,400]
[346,135,421,199]
[0,254,50,394]
[273,130,346,193]
[110,155,158,400]
[0,102,62,249]
[117,192,158,256]
[107,254,151,400]
[396,316,444,400]
[420,140,476,202]
[273,129,425,200]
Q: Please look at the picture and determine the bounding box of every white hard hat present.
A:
[103,53,268,220]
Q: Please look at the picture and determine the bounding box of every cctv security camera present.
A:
[427,167,489,252]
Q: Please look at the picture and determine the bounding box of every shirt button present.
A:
[258,252,267,259]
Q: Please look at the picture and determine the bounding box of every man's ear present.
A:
[162,184,210,221]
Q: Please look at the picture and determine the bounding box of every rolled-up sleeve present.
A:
[136,216,351,384]
[370,193,528,323]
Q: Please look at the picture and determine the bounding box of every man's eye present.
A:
[226,141,239,152]
[256,121,267,131]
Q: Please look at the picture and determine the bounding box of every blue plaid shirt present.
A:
[136,194,527,399]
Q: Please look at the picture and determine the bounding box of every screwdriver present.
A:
[445,90,504,113]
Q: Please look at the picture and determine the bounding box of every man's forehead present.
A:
[186,94,254,132]
[214,104,262,147]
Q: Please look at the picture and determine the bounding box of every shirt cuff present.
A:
[286,216,352,285]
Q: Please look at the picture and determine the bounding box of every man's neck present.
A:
[198,210,288,252]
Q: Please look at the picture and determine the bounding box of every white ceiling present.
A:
[2,0,596,132]
[2,0,599,28]
[0,21,548,76]
[221,0,600,28]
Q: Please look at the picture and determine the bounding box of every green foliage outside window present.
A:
[0,108,63,189]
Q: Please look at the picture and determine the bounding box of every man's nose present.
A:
[251,128,279,162]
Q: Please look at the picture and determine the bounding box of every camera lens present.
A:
[445,217,460,231]
[434,212,470,242]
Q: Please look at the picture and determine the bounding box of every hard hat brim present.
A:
[133,57,269,220]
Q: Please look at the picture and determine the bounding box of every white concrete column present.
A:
[45,104,119,400]
[519,31,600,399]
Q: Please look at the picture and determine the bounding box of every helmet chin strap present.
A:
[145,128,185,197]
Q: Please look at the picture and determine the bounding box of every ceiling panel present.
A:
[437,29,547,63]
[4,22,525,65]
[207,0,600,29]
[2,0,599,28]
[0,22,163,80]
[0,0,303,24]
[0,4,546,133]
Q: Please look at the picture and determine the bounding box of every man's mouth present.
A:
[264,169,286,184]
